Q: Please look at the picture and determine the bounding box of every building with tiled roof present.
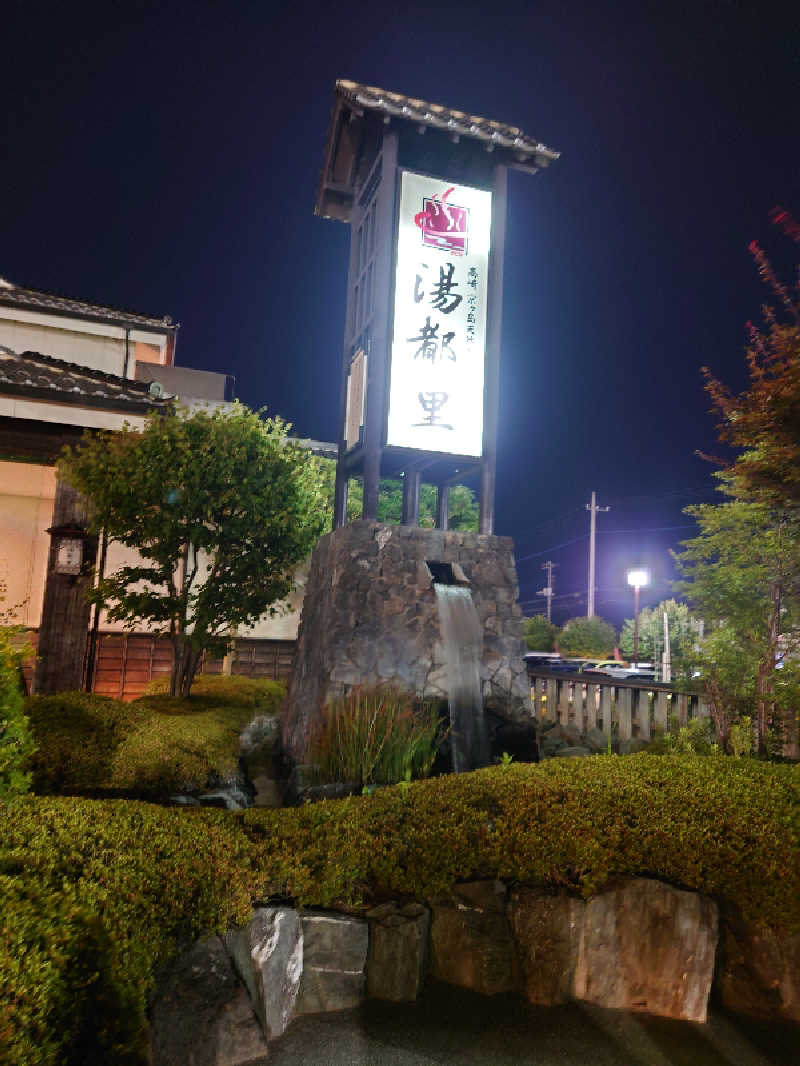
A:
[0,276,238,694]
[0,276,178,380]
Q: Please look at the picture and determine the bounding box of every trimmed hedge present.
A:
[26,676,284,798]
[1,756,798,1064]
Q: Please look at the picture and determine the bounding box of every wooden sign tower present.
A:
[315,80,558,534]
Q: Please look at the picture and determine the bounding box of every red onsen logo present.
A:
[414,187,469,255]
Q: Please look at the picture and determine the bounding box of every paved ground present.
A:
[265,983,797,1066]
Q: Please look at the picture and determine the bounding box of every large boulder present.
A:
[429,880,519,996]
[224,906,303,1040]
[574,879,718,1022]
[295,912,368,1014]
[150,935,269,1066]
[716,909,800,1023]
[366,901,430,1001]
[508,888,584,1005]
[510,880,718,1021]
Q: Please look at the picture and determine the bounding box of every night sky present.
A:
[4,1,798,628]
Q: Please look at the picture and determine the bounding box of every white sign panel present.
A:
[386,171,491,457]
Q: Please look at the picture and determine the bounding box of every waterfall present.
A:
[434,584,489,772]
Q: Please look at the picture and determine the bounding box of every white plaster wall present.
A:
[0,307,169,377]
[0,461,56,627]
[0,396,146,432]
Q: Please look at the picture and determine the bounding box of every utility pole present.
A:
[538,560,558,622]
[586,491,610,617]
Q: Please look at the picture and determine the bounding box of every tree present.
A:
[60,405,328,697]
[525,615,558,651]
[675,232,800,754]
[674,498,800,753]
[702,238,800,511]
[557,616,616,658]
[619,599,698,675]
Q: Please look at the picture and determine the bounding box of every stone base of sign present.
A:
[282,520,530,763]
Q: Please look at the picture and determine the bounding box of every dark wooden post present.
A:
[35,477,98,693]
[401,469,421,526]
[437,483,450,530]
[362,131,399,519]
[479,164,508,535]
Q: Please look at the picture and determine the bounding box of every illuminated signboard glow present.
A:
[386,171,491,457]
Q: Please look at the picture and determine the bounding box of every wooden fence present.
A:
[528,669,711,743]
[92,632,296,701]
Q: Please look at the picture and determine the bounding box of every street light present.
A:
[627,568,650,666]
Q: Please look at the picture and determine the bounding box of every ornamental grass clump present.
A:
[307,685,446,788]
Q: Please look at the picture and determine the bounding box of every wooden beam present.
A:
[479,164,507,535]
[401,469,421,526]
[436,483,450,530]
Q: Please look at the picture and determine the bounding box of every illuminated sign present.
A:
[386,171,491,457]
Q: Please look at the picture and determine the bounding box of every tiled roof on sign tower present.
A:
[316,79,559,221]
[336,79,560,163]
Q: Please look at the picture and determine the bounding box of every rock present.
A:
[249,772,282,808]
[574,879,718,1022]
[562,722,583,746]
[429,881,519,996]
[366,901,430,1001]
[295,912,368,1015]
[618,738,650,755]
[150,935,269,1066]
[240,716,282,808]
[239,715,279,758]
[584,727,610,753]
[551,746,593,758]
[510,880,718,1021]
[225,907,303,1040]
[716,910,800,1023]
[509,889,584,1006]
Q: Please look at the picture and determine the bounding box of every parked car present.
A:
[600,663,655,681]
[579,660,620,675]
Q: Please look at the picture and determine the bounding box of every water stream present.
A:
[434,584,489,772]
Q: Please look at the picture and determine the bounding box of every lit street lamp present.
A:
[627,568,650,666]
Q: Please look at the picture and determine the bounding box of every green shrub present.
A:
[557,616,617,657]
[0,629,35,801]
[306,686,447,788]
[0,798,253,1065]
[142,673,285,713]
[647,715,719,756]
[240,756,800,924]
[27,677,284,798]
[1,757,797,1064]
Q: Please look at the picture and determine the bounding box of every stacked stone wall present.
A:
[283,521,530,761]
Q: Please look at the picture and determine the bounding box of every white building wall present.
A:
[0,461,56,627]
[0,307,170,378]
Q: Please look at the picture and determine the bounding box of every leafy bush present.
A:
[647,715,719,756]
[0,629,35,801]
[306,686,446,788]
[525,615,558,651]
[557,616,617,657]
[27,677,284,797]
[1,756,798,1063]
[0,799,253,1065]
[143,673,284,712]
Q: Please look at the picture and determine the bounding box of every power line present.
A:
[516,534,588,564]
